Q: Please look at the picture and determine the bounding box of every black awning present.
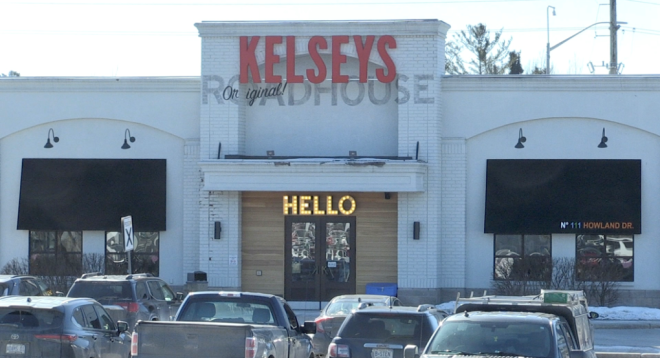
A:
[484,159,641,235]
[17,159,166,231]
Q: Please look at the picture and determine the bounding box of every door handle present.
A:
[91,334,98,340]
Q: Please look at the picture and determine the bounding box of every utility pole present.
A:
[609,0,618,74]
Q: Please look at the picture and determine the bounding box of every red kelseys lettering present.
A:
[239,35,397,84]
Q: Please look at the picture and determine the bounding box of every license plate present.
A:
[372,348,393,358]
[6,343,25,354]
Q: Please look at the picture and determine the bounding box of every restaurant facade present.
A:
[1,19,659,308]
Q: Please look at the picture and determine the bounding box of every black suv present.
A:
[0,296,130,358]
[0,275,54,297]
[328,305,447,358]
[66,273,182,330]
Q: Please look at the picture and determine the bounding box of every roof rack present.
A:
[453,289,587,314]
[126,273,154,279]
[81,272,103,279]
[416,304,437,312]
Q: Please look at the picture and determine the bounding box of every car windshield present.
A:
[426,321,553,358]
[68,282,134,303]
[0,308,64,330]
[340,313,432,342]
[177,298,275,325]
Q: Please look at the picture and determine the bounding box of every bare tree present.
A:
[446,23,514,75]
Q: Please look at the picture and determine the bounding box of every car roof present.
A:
[329,294,395,302]
[445,310,559,324]
[0,296,97,309]
[353,306,432,315]
[74,273,156,282]
[0,275,35,281]
[187,291,277,299]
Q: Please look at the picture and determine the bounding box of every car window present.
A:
[93,304,117,331]
[283,303,299,329]
[20,279,42,296]
[68,282,133,303]
[81,304,102,329]
[72,307,86,328]
[340,313,425,340]
[147,280,175,301]
[0,308,63,329]
[426,320,552,357]
[136,282,148,299]
[0,283,10,296]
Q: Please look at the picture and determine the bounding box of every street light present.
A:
[547,21,627,74]
[546,5,556,75]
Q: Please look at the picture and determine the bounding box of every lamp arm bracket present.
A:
[549,22,609,52]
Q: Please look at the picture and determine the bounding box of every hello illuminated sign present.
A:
[240,35,397,84]
[283,195,357,215]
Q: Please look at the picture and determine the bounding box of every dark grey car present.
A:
[66,273,182,330]
[0,296,130,358]
[327,305,447,358]
[313,294,402,357]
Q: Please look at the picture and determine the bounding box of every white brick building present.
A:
[1,19,659,307]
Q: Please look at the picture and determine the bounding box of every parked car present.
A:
[327,304,447,358]
[405,290,599,358]
[66,272,182,330]
[131,291,317,358]
[0,275,56,297]
[0,295,130,358]
[313,294,402,357]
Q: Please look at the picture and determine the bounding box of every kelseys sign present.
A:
[240,35,397,84]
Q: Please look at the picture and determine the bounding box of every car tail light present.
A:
[34,334,77,343]
[245,337,256,358]
[117,302,140,313]
[328,343,350,358]
[315,317,328,333]
[131,332,139,356]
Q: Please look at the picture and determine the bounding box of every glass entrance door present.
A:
[285,217,356,302]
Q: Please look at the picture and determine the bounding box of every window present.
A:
[576,234,633,282]
[29,231,82,276]
[147,280,174,301]
[494,234,551,280]
[105,231,159,276]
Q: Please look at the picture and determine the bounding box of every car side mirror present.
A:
[588,311,599,319]
[176,292,185,301]
[116,321,129,333]
[303,321,317,334]
[404,345,419,358]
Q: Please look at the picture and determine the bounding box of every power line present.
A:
[7,0,544,4]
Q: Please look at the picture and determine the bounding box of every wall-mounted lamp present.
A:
[349,151,357,158]
[413,221,420,240]
[267,150,275,158]
[214,221,222,240]
[122,129,136,149]
[384,192,391,200]
[598,128,608,148]
[44,128,59,148]
[515,128,526,149]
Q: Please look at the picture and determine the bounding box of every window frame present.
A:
[493,234,552,281]
[29,230,83,276]
[576,234,634,282]
[105,231,160,276]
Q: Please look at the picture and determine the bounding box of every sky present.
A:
[1,0,659,77]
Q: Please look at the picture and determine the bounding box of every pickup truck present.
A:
[404,290,600,358]
[130,291,316,358]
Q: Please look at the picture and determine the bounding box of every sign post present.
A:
[122,216,134,274]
